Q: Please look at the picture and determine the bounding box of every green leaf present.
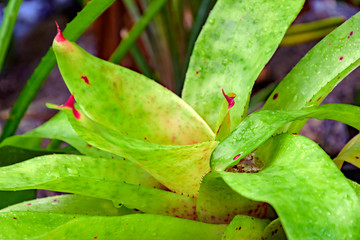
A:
[261,219,286,240]
[219,134,360,239]
[197,172,267,224]
[0,212,227,240]
[182,0,305,132]
[0,194,134,216]
[0,191,35,211]
[211,104,360,171]
[24,112,117,158]
[0,154,198,219]
[0,138,66,167]
[0,0,23,71]
[0,136,58,210]
[349,180,360,197]
[334,133,360,168]
[221,215,270,240]
[52,37,214,146]
[51,104,217,197]
[0,0,116,141]
[263,11,360,132]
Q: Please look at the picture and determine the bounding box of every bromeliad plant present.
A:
[1,0,360,239]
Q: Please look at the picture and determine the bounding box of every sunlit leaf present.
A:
[51,105,218,197]
[0,212,227,240]
[263,11,360,133]
[182,0,305,132]
[219,134,360,239]
[211,104,360,171]
[52,35,214,146]
[0,194,134,216]
[0,155,198,219]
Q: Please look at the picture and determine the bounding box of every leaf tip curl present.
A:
[222,89,236,109]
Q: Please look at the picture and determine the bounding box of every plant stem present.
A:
[0,0,23,72]
[0,0,116,141]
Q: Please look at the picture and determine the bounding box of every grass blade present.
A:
[109,0,167,64]
[0,0,23,71]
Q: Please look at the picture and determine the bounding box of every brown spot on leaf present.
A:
[273,93,278,100]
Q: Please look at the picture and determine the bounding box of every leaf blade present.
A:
[220,134,360,239]
[53,38,214,146]
[0,154,197,219]
[263,11,360,132]
[211,104,360,171]
[182,0,305,132]
[0,212,227,240]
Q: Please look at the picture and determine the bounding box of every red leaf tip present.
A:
[61,95,81,119]
[55,21,66,42]
[222,89,236,109]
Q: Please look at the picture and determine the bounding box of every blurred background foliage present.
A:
[0,0,360,183]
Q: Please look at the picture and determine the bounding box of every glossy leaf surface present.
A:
[263,11,360,132]
[182,0,305,132]
[220,134,360,239]
[211,104,360,171]
[24,112,117,158]
[53,37,214,146]
[0,154,198,219]
[0,194,134,216]
[53,105,217,197]
[0,212,227,240]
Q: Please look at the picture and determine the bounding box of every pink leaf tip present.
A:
[55,21,66,42]
[222,89,236,109]
[62,95,81,119]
